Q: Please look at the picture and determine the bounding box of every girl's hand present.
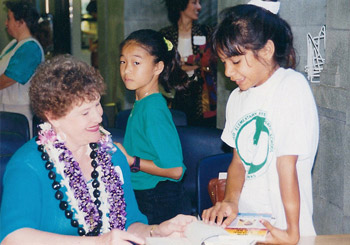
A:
[257,219,299,245]
[115,142,134,166]
[201,201,238,228]
[152,214,197,238]
[97,229,145,245]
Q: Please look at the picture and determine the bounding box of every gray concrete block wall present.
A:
[278,0,327,77]
[322,29,350,89]
[310,0,350,235]
[124,0,170,38]
[0,0,11,50]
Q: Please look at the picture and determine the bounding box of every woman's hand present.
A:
[115,142,134,166]
[152,214,197,238]
[97,229,145,245]
[257,219,300,245]
[201,201,238,228]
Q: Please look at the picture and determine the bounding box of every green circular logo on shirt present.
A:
[233,111,274,179]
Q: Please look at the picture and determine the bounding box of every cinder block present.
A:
[313,196,344,234]
[326,0,350,30]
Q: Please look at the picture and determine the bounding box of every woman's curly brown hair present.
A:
[30,54,106,121]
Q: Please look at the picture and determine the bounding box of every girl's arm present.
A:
[115,142,183,180]
[202,149,245,226]
[261,155,300,245]
[137,158,183,180]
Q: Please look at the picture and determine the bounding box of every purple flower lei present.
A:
[37,123,126,234]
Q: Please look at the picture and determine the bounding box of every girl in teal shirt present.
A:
[117,29,191,224]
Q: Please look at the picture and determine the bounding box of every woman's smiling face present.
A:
[49,97,103,150]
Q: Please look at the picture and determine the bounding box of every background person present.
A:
[86,0,98,69]
[160,0,217,127]
[0,0,44,133]
[117,29,191,225]
[0,55,196,245]
[202,4,319,244]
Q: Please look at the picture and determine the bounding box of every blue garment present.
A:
[123,93,186,190]
[0,138,147,242]
[4,40,43,85]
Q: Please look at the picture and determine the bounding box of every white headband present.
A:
[248,0,280,14]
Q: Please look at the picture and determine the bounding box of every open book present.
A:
[146,214,272,245]
[225,213,272,242]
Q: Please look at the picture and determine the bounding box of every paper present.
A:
[146,214,272,245]
[193,35,206,45]
[146,221,228,245]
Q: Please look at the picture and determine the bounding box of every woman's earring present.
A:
[57,132,67,142]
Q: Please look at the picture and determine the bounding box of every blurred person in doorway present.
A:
[160,0,217,127]
[0,0,44,134]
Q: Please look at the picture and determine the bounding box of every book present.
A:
[225,213,273,242]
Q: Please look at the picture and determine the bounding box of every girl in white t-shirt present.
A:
[202,4,319,244]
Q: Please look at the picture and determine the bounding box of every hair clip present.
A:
[248,0,280,14]
[163,37,173,51]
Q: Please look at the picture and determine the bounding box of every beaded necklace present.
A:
[36,122,126,236]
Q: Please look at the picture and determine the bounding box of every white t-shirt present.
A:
[221,68,319,236]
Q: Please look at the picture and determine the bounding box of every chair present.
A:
[32,114,43,137]
[169,109,187,126]
[176,126,231,214]
[0,111,30,141]
[107,127,125,144]
[114,108,188,130]
[197,153,233,216]
[0,112,29,201]
[102,113,109,128]
[0,132,27,202]
[114,109,132,130]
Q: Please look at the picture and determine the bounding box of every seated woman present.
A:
[0,55,196,244]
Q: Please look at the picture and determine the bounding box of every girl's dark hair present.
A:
[213,4,296,69]
[163,0,189,25]
[120,29,188,92]
[5,1,40,37]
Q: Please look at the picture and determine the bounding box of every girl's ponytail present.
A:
[273,17,296,69]
[160,41,188,92]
